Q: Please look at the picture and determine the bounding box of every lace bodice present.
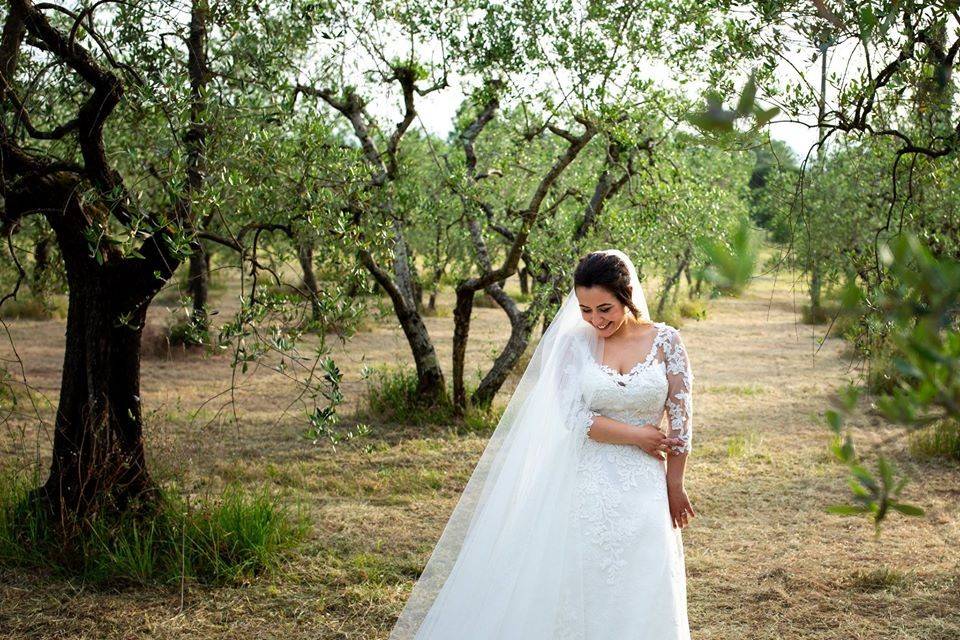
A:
[566,322,694,455]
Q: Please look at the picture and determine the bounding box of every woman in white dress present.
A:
[389,249,695,640]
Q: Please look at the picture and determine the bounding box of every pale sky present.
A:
[356,48,843,163]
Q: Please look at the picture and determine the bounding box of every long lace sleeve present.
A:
[663,327,694,455]
[561,357,599,442]
[570,393,600,441]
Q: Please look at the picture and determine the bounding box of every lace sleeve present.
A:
[561,360,599,441]
[663,327,694,455]
[571,398,599,440]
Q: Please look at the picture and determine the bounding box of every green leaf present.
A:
[825,409,842,432]
[850,465,879,492]
[736,74,757,116]
[827,504,872,515]
[754,106,780,128]
[889,502,925,517]
[858,5,876,42]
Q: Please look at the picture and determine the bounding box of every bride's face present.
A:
[575,285,628,337]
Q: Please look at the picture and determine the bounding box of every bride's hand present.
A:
[668,483,695,529]
[633,425,684,460]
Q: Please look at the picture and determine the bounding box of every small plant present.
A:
[0,295,66,320]
[653,300,684,327]
[678,298,707,320]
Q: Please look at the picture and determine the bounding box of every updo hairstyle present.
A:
[573,251,645,321]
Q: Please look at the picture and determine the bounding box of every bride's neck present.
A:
[607,316,641,340]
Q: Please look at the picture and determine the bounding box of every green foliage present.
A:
[869,235,960,429]
[832,234,960,428]
[686,72,781,139]
[822,233,960,531]
[0,469,308,586]
[360,364,455,425]
[824,385,924,538]
[698,217,759,296]
[168,316,211,348]
[679,298,708,320]
[653,300,684,327]
[359,363,505,432]
[304,357,374,451]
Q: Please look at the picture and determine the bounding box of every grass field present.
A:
[1,264,958,639]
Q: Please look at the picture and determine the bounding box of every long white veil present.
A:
[388,249,650,639]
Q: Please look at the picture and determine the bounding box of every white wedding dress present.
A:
[555,320,693,639]
[388,251,693,640]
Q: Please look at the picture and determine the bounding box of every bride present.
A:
[389,249,695,639]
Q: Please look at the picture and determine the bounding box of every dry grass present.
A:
[0,261,958,639]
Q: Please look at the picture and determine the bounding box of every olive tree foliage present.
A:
[718,1,960,530]
[0,0,354,519]
[602,135,754,312]
[735,2,959,277]
[294,0,759,412]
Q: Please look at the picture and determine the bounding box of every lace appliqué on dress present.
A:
[663,327,694,455]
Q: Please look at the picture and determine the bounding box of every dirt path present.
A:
[1,268,958,639]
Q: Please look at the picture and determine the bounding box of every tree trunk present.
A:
[452,287,474,411]
[183,0,210,331]
[809,261,823,322]
[657,250,690,318]
[470,293,534,408]
[188,241,209,326]
[297,237,321,321]
[358,249,446,401]
[453,280,539,412]
[31,231,51,296]
[38,246,155,519]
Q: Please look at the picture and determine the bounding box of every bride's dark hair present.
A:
[573,251,645,320]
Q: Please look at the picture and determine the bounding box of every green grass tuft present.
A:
[0,467,308,587]
[909,420,960,462]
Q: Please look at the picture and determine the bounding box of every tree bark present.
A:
[188,243,209,326]
[39,266,154,518]
[183,0,210,330]
[10,175,177,519]
[297,237,321,321]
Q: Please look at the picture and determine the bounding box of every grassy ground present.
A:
[0,263,958,639]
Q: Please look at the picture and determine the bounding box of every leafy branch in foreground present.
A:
[824,233,959,534]
[825,385,924,538]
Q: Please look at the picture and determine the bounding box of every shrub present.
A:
[360,364,506,432]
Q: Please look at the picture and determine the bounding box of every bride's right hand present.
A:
[633,425,683,460]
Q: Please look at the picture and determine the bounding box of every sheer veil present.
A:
[388,249,651,639]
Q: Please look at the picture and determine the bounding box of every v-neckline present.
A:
[596,322,663,377]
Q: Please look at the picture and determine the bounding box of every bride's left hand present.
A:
[667,483,695,529]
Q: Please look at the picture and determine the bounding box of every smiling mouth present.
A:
[596,321,611,329]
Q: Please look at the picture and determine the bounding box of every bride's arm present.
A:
[587,415,684,451]
[662,326,696,527]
